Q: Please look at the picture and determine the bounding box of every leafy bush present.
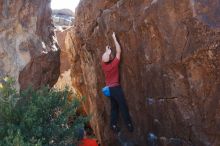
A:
[0,77,88,146]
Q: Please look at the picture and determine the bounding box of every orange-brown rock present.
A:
[0,0,60,90]
[54,27,75,91]
[71,0,220,146]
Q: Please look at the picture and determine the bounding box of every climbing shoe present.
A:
[111,124,120,133]
[127,123,134,132]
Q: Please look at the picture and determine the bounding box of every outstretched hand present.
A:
[112,32,116,39]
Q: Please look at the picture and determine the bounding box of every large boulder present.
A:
[71,0,220,146]
[0,0,60,90]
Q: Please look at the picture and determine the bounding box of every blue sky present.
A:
[51,0,80,12]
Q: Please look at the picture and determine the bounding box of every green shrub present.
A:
[0,77,88,146]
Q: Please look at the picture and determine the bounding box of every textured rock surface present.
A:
[0,0,60,90]
[71,0,220,145]
[54,28,75,91]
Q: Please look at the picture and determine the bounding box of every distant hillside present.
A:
[52,9,74,26]
[52,9,74,17]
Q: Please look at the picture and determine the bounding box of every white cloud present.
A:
[51,0,80,12]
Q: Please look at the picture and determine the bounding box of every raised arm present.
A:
[112,32,121,60]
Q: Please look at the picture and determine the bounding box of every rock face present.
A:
[54,28,74,91]
[0,0,60,90]
[71,0,220,145]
